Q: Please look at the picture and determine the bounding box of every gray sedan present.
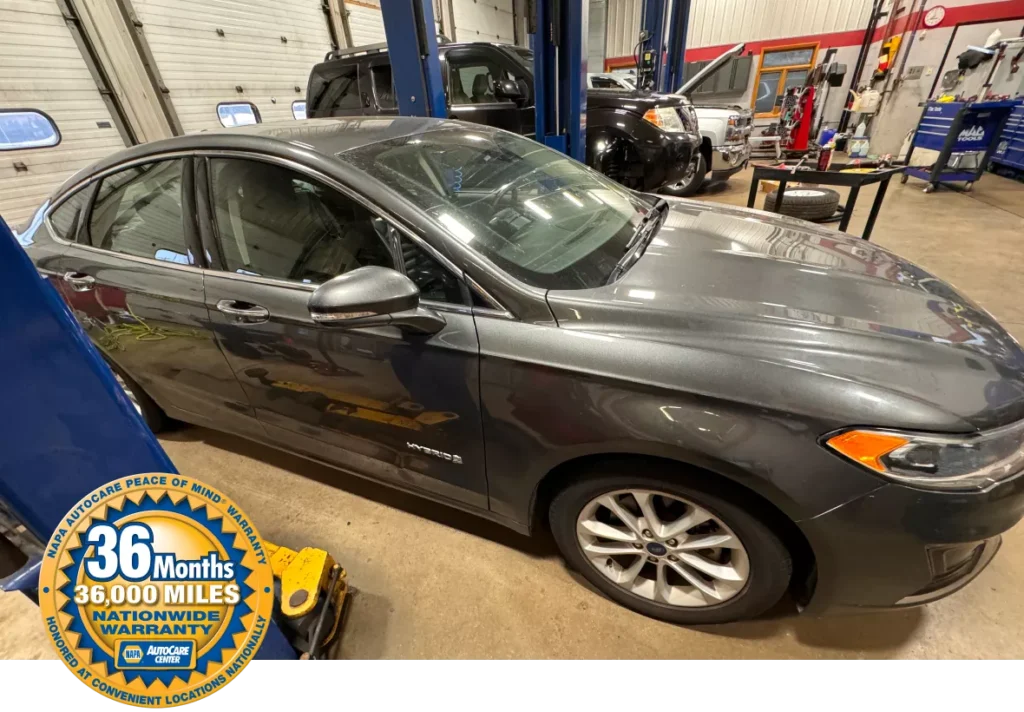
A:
[21,117,1024,624]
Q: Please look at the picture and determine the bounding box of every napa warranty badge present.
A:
[38,474,274,707]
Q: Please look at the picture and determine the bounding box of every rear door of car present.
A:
[193,151,488,509]
[55,156,261,438]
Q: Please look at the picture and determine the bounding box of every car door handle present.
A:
[63,271,95,292]
[216,300,270,323]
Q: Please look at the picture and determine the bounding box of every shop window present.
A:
[752,44,817,117]
[292,101,307,120]
[217,102,261,127]
[0,109,60,150]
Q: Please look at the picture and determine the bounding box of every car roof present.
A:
[199,116,453,154]
[52,116,456,198]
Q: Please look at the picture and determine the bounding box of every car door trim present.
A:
[191,149,515,317]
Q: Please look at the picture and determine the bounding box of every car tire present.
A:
[105,359,169,433]
[763,187,839,222]
[549,461,792,624]
[660,154,706,197]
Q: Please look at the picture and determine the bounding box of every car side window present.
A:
[86,160,191,264]
[207,158,393,284]
[591,76,621,89]
[399,236,462,304]
[448,54,509,105]
[48,188,90,241]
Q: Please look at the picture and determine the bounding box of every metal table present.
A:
[746,164,904,241]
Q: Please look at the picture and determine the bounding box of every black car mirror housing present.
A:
[494,78,523,102]
[308,266,445,334]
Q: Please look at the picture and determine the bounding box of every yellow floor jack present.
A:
[265,542,349,659]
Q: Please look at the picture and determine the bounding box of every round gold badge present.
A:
[38,474,274,707]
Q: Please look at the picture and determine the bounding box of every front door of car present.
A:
[55,157,261,438]
[442,47,524,134]
[195,155,487,508]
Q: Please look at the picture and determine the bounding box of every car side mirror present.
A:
[494,78,523,102]
[308,266,445,334]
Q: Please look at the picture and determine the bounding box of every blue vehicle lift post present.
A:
[661,0,691,94]
[0,215,296,658]
[527,0,588,160]
[380,0,447,118]
[639,0,666,91]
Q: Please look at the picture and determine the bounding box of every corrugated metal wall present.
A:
[131,0,333,133]
[688,0,871,46]
[606,0,873,58]
[606,0,642,59]
[1,0,127,229]
[452,0,515,43]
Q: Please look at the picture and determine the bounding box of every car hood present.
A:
[586,89,691,114]
[546,198,1024,432]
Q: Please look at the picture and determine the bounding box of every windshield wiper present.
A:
[607,199,669,284]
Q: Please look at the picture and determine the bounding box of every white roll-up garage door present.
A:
[0,0,127,231]
[130,0,335,133]
[348,0,387,46]
[452,0,515,43]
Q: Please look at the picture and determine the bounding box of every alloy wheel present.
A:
[576,489,749,607]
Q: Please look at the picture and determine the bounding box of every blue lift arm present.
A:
[661,0,691,94]
[380,0,447,118]
[528,0,588,161]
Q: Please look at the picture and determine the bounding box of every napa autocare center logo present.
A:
[38,474,274,707]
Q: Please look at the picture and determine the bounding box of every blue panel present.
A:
[641,0,666,91]
[662,0,690,94]
[531,0,587,160]
[912,102,962,152]
[563,0,587,162]
[0,217,176,542]
[380,0,446,118]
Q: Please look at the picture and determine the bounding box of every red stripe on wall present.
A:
[604,0,1024,70]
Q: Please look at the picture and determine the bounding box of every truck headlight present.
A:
[643,107,687,132]
[725,115,743,143]
[825,422,1024,492]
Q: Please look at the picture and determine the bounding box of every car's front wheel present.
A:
[549,463,792,624]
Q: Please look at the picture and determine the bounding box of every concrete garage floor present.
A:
[4,168,1024,660]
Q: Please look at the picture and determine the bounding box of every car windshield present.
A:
[339,126,650,289]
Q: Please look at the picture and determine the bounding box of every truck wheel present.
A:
[763,187,839,222]
[549,461,792,624]
[660,154,706,197]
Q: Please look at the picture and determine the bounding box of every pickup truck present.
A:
[588,44,753,196]
[307,40,701,194]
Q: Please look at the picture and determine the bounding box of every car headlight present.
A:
[643,106,687,132]
[825,422,1024,492]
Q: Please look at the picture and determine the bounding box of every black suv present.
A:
[307,41,700,192]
